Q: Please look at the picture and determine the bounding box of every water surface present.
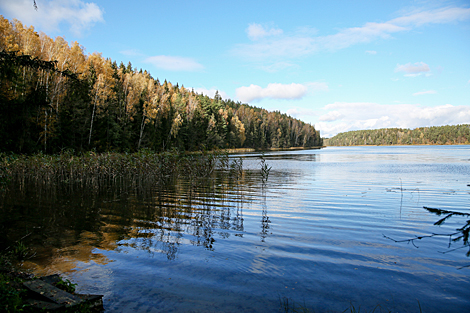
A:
[3,145,469,312]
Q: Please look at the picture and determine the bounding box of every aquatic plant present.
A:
[280,296,311,313]
[0,150,244,201]
[279,297,399,313]
[11,242,29,262]
[259,153,272,184]
[230,156,244,183]
[0,153,12,192]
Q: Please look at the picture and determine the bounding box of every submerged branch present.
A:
[384,203,470,268]
[383,232,460,248]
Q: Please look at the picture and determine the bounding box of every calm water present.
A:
[4,145,470,312]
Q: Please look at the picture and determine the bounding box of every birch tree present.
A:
[86,53,115,146]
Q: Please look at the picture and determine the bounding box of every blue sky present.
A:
[1,0,469,137]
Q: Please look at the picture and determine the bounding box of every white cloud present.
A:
[395,62,430,75]
[237,83,307,102]
[286,108,317,117]
[232,35,316,60]
[144,55,204,71]
[318,22,406,51]
[0,0,104,36]
[232,6,470,61]
[319,111,344,122]
[316,102,470,138]
[236,82,327,103]
[246,23,283,41]
[391,6,470,26]
[413,90,437,96]
[193,88,228,99]
[365,50,377,55]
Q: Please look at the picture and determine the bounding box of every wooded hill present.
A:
[0,17,322,154]
[325,124,470,146]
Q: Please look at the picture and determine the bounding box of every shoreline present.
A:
[323,143,470,147]
[220,146,324,154]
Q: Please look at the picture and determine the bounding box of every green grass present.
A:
[0,252,29,312]
[0,272,27,312]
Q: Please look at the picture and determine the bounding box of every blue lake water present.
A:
[13,145,470,312]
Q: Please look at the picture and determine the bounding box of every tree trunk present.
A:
[88,76,103,146]
[138,114,146,150]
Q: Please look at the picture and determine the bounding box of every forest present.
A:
[0,17,322,154]
[325,124,470,146]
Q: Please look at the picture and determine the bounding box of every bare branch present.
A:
[383,232,460,247]
[384,204,470,268]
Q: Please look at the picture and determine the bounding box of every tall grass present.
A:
[0,150,242,200]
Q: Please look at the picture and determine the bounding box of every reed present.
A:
[0,150,242,200]
[259,152,272,184]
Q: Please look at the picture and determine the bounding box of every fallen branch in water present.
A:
[383,232,460,248]
[384,205,470,269]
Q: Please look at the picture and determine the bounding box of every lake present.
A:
[4,145,470,312]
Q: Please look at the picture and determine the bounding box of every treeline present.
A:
[0,17,321,154]
[325,124,470,146]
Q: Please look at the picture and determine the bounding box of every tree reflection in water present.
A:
[111,172,252,260]
[260,190,271,243]
[0,156,266,265]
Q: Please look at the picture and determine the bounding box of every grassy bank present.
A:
[0,250,30,312]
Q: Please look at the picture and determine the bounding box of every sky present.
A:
[1,0,469,138]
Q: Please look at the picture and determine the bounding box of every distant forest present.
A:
[325,124,470,146]
[0,17,322,154]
